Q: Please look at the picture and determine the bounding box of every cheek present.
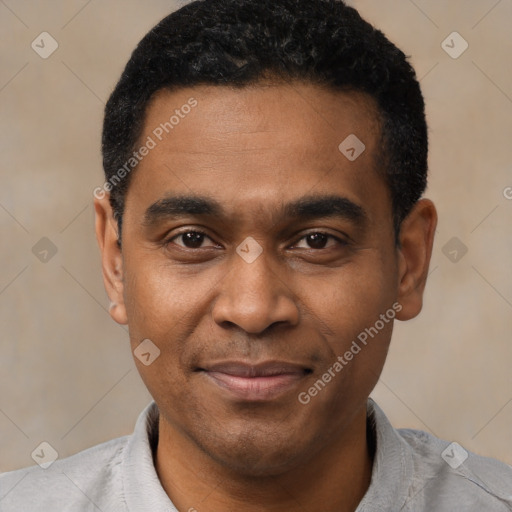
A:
[121,254,222,394]
[307,256,397,334]
[301,253,397,393]
[299,279,395,428]
[123,254,215,336]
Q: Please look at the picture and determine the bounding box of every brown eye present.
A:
[171,231,215,249]
[293,232,345,250]
[305,233,329,249]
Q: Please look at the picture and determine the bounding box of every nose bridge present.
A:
[233,251,277,303]
[212,248,299,333]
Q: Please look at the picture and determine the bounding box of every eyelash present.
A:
[292,232,348,249]
[165,229,348,250]
[166,229,219,249]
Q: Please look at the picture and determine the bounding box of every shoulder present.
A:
[398,427,512,510]
[0,435,129,512]
[365,400,512,511]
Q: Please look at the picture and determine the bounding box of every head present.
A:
[95,0,436,477]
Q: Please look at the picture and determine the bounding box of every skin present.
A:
[95,81,437,512]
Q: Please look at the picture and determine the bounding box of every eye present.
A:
[293,232,346,250]
[167,230,218,249]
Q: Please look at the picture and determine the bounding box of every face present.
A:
[95,82,436,477]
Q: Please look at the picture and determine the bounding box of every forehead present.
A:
[143,81,382,158]
[126,82,389,225]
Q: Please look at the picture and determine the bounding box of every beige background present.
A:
[0,0,511,472]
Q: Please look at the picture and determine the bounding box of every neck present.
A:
[155,405,373,512]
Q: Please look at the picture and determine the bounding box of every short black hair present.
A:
[102,0,428,241]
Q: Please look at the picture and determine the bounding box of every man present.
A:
[1,0,511,510]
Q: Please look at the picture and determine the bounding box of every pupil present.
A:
[308,233,327,249]
[183,232,204,248]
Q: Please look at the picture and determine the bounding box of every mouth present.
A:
[197,361,312,402]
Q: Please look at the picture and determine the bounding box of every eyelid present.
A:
[166,228,219,248]
[164,227,349,251]
[289,230,349,248]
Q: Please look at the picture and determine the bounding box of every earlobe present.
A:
[94,196,128,325]
[395,199,437,321]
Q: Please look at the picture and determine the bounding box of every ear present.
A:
[94,195,128,325]
[395,199,437,321]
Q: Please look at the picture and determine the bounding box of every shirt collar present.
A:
[122,402,177,511]
[356,398,413,511]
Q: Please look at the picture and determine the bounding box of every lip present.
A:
[199,361,310,401]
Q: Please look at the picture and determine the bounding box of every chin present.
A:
[195,424,315,478]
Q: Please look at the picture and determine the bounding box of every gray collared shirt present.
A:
[1,400,511,511]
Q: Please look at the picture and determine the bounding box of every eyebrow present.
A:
[144,195,222,226]
[143,194,368,228]
[283,195,367,226]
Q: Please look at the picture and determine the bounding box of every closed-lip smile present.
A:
[198,361,311,401]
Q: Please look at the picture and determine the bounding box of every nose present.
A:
[212,249,300,334]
